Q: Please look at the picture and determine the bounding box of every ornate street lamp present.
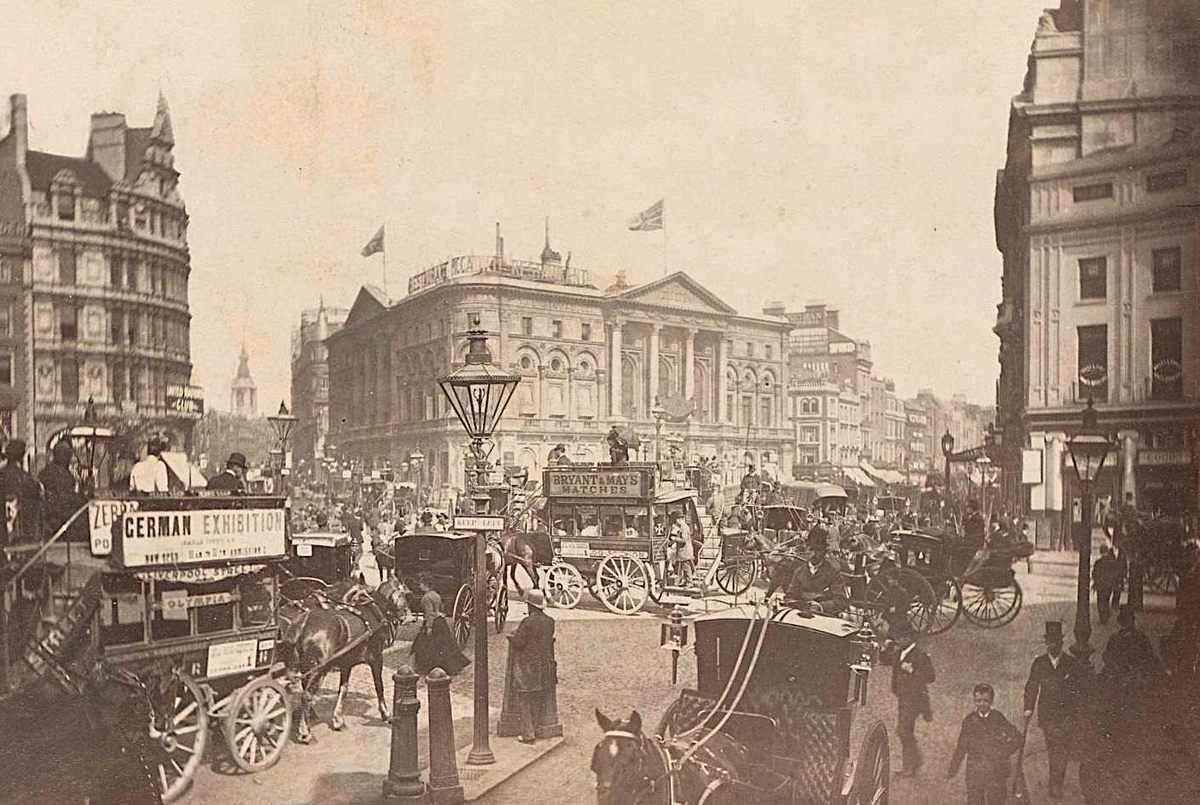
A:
[437,331,519,767]
[651,403,667,463]
[940,431,955,517]
[1064,399,1116,657]
[267,401,299,497]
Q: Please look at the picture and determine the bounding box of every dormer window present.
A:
[56,192,76,221]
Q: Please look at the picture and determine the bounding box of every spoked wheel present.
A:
[961,580,1022,628]
[927,575,963,635]
[594,555,652,615]
[452,584,474,648]
[541,562,585,609]
[848,721,890,805]
[493,576,509,633]
[224,675,293,772]
[151,672,210,803]
[867,568,937,635]
[714,556,761,596]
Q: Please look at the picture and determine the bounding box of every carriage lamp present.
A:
[437,331,519,767]
[849,624,877,705]
[1064,399,1116,659]
[659,606,691,685]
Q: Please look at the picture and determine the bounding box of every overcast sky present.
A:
[1,0,1052,411]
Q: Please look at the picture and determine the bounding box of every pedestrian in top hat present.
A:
[891,621,935,777]
[1091,544,1124,625]
[947,683,1020,805]
[508,589,556,744]
[1023,621,1081,799]
[205,452,248,492]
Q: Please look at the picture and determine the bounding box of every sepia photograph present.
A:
[0,1,1198,803]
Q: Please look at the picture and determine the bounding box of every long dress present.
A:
[411,589,470,676]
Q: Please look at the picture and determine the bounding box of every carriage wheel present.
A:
[224,675,293,772]
[151,672,209,803]
[452,585,474,648]
[927,575,963,635]
[961,580,1022,628]
[714,556,760,596]
[594,555,651,615]
[494,578,509,633]
[848,722,890,805]
[867,568,937,635]
[541,562,584,609]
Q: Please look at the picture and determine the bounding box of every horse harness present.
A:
[294,588,396,682]
[602,729,732,805]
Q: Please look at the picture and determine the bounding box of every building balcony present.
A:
[32,282,191,315]
[32,206,189,252]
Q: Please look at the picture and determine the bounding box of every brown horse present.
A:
[591,709,750,805]
[277,577,409,743]
[493,531,544,594]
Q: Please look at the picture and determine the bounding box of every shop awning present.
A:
[842,467,875,488]
[860,461,905,486]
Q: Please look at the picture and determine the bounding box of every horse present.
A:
[592,709,750,805]
[277,576,410,743]
[0,664,161,805]
[492,530,544,594]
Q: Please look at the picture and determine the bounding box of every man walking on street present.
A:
[1023,621,1080,799]
[508,589,556,744]
[891,622,934,777]
[947,683,1020,804]
[1092,544,1124,625]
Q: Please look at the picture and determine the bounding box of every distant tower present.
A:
[231,341,258,418]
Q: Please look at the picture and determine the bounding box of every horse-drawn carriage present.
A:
[595,603,888,804]
[1137,518,1194,595]
[538,464,757,615]
[50,495,295,802]
[391,530,508,648]
[282,532,356,601]
[889,529,1027,630]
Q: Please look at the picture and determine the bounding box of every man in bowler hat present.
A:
[206,452,248,492]
[947,683,1020,804]
[508,589,556,743]
[1023,621,1080,799]
[890,621,935,776]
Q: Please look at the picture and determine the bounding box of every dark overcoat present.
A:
[509,608,556,692]
[1023,652,1080,737]
[891,644,935,721]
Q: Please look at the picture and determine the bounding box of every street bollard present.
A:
[383,665,429,803]
[425,667,464,805]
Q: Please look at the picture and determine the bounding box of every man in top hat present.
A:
[891,621,935,777]
[206,452,248,492]
[783,527,848,615]
[508,589,556,744]
[1023,621,1081,799]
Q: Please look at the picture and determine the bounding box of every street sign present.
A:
[453,515,505,531]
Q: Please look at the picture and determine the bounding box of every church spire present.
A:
[150,92,175,146]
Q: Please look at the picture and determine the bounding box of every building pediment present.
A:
[614,272,737,315]
[342,285,390,330]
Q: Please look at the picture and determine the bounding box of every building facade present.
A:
[326,234,793,491]
[290,302,348,480]
[995,1,1200,528]
[0,93,200,459]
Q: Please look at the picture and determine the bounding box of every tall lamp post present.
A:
[267,401,299,497]
[940,431,955,519]
[1064,399,1115,657]
[438,331,520,766]
[651,403,666,463]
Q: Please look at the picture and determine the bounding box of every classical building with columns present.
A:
[994,1,1200,536]
[325,232,792,491]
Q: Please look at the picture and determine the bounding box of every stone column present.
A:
[648,324,661,409]
[609,323,623,418]
[716,340,729,423]
[683,329,696,402]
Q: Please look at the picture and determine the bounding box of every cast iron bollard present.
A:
[496,638,563,739]
[425,667,464,805]
[383,664,429,803]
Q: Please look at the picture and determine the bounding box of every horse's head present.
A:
[592,709,658,805]
[374,576,411,622]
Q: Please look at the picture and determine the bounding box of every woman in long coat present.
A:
[410,576,470,676]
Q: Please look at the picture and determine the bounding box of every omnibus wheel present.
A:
[225,675,292,773]
[151,672,209,803]
[541,562,584,609]
[594,555,651,615]
[452,584,474,648]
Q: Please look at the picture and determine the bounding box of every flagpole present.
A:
[382,249,388,297]
[662,206,668,277]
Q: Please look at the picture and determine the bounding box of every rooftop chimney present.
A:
[762,300,786,318]
[87,112,128,181]
[8,95,28,162]
[494,222,505,266]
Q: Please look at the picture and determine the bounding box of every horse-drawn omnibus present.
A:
[538,463,757,615]
[594,602,889,804]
